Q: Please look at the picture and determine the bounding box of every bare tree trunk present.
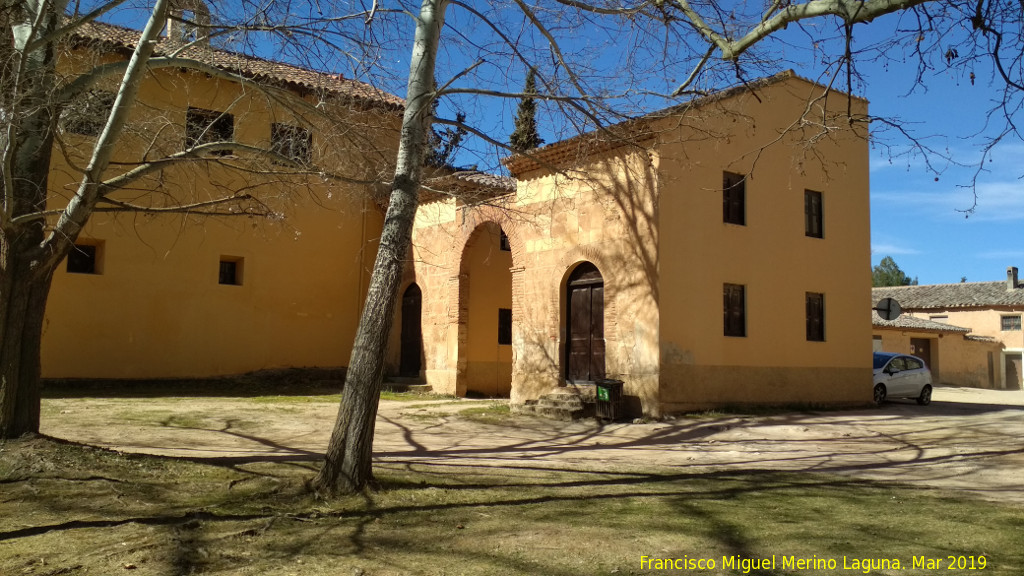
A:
[311,0,448,495]
[0,244,53,438]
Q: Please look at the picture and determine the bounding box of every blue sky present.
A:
[94,2,1022,285]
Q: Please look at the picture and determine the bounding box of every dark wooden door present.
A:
[400,284,422,377]
[911,338,932,370]
[566,263,604,383]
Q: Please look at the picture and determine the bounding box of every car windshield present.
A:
[872,354,891,370]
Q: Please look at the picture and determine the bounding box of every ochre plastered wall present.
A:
[406,76,871,415]
[43,51,396,378]
[655,77,871,411]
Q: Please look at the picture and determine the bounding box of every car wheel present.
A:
[873,384,886,406]
[917,385,932,406]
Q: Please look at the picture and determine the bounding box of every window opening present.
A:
[805,189,823,238]
[723,283,746,337]
[498,308,512,345]
[270,122,312,165]
[186,107,234,156]
[723,171,745,225]
[806,292,825,341]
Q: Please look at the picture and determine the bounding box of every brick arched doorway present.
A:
[565,262,605,383]
[399,283,423,378]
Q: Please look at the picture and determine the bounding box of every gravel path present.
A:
[41,386,1024,502]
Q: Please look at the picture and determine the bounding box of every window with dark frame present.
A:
[62,90,116,137]
[219,258,243,286]
[499,228,511,252]
[186,107,234,156]
[806,292,825,342]
[67,244,99,275]
[1002,315,1022,331]
[723,171,746,225]
[723,283,746,337]
[270,122,312,165]
[805,189,823,238]
[498,308,512,345]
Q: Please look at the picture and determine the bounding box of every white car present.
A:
[873,352,933,406]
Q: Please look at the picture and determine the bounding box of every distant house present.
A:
[872,267,1024,390]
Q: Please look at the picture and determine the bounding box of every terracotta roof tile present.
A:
[872,313,971,333]
[872,282,1024,309]
[69,20,402,108]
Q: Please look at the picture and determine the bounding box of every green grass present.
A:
[1,437,1020,576]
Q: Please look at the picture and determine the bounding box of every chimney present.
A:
[166,0,211,47]
[1009,266,1020,290]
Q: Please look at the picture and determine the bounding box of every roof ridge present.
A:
[69,18,402,107]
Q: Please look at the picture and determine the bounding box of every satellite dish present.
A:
[874,297,902,321]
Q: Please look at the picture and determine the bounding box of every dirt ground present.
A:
[40,385,1024,503]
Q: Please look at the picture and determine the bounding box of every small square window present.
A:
[805,190,823,238]
[723,283,746,337]
[498,308,512,345]
[270,122,312,165]
[186,107,234,156]
[219,257,243,285]
[1002,315,1022,331]
[499,229,511,252]
[723,171,745,226]
[806,292,825,342]
[67,243,102,275]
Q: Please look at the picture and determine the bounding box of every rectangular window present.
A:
[1002,315,1022,331]
[805,189,823,238]
[219,257,244,286]
[270,122,312,165]
[67,243,101,275]
[499,229,511,252]
[929,315,948,323]
[723,172,745,225]
[498,308,512,345]
[186,107,234,156]
[806,292,825,342]
[723,283,746,337]
[62,90,116,137]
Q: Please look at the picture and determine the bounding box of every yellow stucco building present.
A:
[43,19,398,379]
[394,73,873,416]
[44,17,874,416]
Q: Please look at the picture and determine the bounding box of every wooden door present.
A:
[400,284,422,377]
[911,338,932,372]
[566,263,605,383]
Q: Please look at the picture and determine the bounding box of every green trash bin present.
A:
[594,379,624,421]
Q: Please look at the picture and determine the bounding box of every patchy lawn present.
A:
[1,436,1021,576]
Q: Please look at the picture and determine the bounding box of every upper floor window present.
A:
[186,107,233,156]
[806,292,825,342]
[61,90,116,137]
[929,315,948,323]
[1002,315,1022,331]
[723,283,746,337]
[270,122,312,165]
[805,189,823,238]
[723,171,745,226]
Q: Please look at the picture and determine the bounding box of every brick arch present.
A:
[456,205,525,272]
[552,248,622,381]
[452,209,520,397]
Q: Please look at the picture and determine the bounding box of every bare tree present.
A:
[0,0,397,438]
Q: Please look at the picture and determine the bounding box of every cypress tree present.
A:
[510,69,543,152]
